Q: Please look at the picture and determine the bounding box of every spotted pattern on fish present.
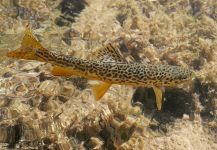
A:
[6,28,195,110]
[35,48,193,87]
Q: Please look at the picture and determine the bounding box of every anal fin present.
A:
[51,66,77,76]
[92,82,112,101]
[153,86,164,111]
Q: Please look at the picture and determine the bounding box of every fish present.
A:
[6,28,195,110]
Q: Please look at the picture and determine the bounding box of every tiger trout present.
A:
[6,28,195,110]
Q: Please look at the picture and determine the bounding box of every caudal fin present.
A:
[7,28,47,60]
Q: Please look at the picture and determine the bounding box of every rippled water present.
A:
[0,0,217,149]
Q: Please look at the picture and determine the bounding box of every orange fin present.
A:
[92,82,112,100]
[51,66,76,76]
[7,28,47,60]
[153,86,164,111]
[52,66,101,80]
[21,28,47,51]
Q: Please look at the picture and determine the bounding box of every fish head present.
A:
[169,66,195,85]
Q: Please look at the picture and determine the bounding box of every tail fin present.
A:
[7,28,47,60]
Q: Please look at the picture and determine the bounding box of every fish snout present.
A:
[176,68,194,81]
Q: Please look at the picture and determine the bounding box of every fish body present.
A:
[36,50,192,87]
[7,29,194,110]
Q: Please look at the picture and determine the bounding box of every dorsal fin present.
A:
[92,43,126,63]
[21,28,47,51]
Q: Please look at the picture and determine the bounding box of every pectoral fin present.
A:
[92,82,112,101]
[153,86,164,111]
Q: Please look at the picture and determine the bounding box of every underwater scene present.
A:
[0,0,217,149]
